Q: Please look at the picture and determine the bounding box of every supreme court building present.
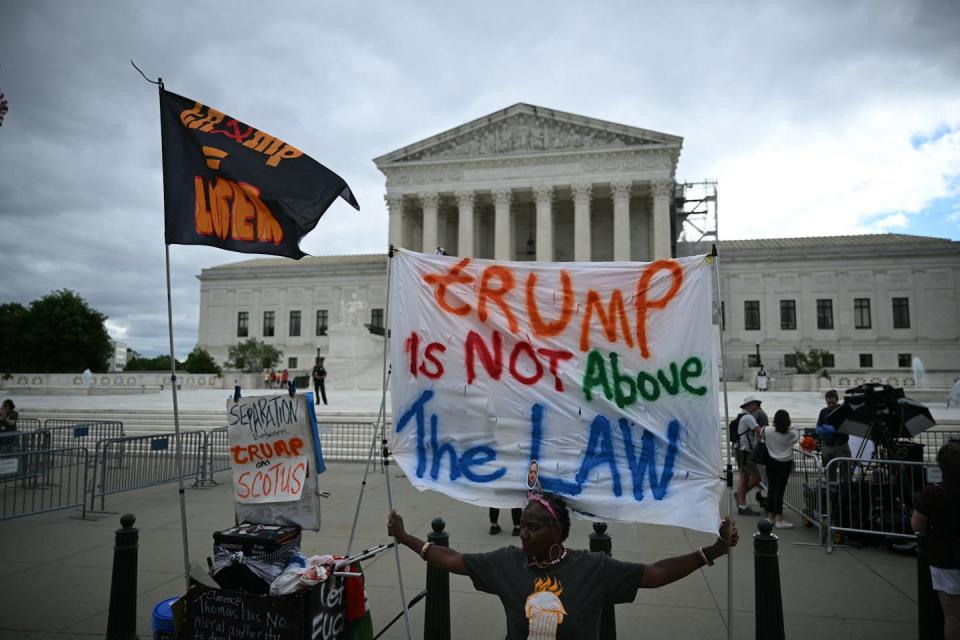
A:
[197,104,960,390]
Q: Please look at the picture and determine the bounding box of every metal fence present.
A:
[0,447,90,520]
[89,432,205,511]
[914,429,960,462]
[781,448,826,535]
[196,427,230,487]
[317,421,383,465]
[14,417,42,430]
[824,456,932,553]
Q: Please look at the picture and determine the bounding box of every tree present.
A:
[124,354,182,371]
[226,338,282,373]
[0,303,29,373]
[12,290,113,373]
[184,346,222,375]
[792,348,833,377]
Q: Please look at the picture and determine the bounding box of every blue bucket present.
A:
[152,596,179,639]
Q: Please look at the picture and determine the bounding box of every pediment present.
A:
[374,103,682,166]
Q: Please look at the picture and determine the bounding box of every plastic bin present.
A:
[152,596,179,639]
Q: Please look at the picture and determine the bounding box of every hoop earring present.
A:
[549,543,564,563]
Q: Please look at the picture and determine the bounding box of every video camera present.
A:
[826,383,936,456]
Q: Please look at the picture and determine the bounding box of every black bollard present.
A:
[753,519,784,640]
[424,517,450,640]
[106,513,139,640]
[917,532,945,640]
[589,522,616,640]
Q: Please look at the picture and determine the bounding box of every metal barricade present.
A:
[0,447,90,520]
[317,421,381,464]
[914,429,960,463]
[41,420,125,451]
[195,427,230,487]
[781,448,825,536]
[0,430,54,486]
[90,432,205,512]
[14,417,42,431]
[824,456,932,553]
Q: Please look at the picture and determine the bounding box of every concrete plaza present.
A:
[1,385,955,639]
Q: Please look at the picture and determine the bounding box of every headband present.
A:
[527,492,559,522]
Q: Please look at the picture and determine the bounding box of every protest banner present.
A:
[389,249,723,533]
[227,393,325,529]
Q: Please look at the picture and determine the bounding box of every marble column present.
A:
[572,182,593,262]
[534,185,554,262]
[385,194,404,250]
[420,192,440,254]
[651,180,673,260]
[611,180,632,261]
[493,187,513,260]
[455,191,475,258]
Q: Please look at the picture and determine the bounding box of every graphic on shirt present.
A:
[525,576,567,639]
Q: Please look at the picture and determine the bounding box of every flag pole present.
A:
[710,245,734,640]
[157,75,191,590]
[381,246,414,640]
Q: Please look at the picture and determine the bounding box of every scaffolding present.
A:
[672,180,718,258]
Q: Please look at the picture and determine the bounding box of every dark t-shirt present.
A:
[915,482,960,568]
[463,547,645,639]
[816,407,849,446]
[312,366,326,382]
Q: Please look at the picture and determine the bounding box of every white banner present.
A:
[227,394,312,504]
[389,250,723,533]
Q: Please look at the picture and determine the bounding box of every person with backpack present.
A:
[912,441,960,639]
[733,396,764,516]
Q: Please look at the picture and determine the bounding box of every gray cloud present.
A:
[1,0,958,356]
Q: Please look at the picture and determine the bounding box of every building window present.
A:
[816,299,833,330]
[822,353,835,368]
[854,298,871,329]
[860,354,873,368]
[744,300,760,330]
[784,353,798,369]
[898,353,912,367]
[316,309,328,336]
[288,357,298,369]
[263,311,275,337]
[747,354,760,367]
[371,308,384,328]
[780,300,796,330]
[289,310,301,337]
[892,297,910,328]
[237,312,249,337]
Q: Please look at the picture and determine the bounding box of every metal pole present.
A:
[589,522,616,640]
[753,520,785,640]
[105,513,139,640]
[710,246,735,640]
[164,243,191,591]
[424,518,451,640]
[380,247,414,640]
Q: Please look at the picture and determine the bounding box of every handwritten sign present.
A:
[389,250,723,533]
[182,584,302,640]
[228,395,311,504]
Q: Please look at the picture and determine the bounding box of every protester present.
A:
[489,507,522,536]
[0,399,17,433]
[948,378,960,409]
[761,410,800,528]
[756,366,769,392]
[312,357,328,406]
[269,369,277,389]
[735,396,764,516]
[816,389,850,481]
[389,493,738,639]
[263,369,270,389]
[912,441,960,639]
[281,369,289,388]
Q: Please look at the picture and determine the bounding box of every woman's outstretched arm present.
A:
[388,510,469,576]
[640,517,739,589]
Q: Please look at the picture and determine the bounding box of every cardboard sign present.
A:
[182,584,303,640]
[389,250,723,533]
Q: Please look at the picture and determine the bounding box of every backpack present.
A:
[729,415,743,451]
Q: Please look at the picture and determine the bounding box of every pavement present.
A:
[0,385,952,639]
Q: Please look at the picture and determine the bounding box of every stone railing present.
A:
[0,372,223,390]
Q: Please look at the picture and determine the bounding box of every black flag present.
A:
[160,89,359,259]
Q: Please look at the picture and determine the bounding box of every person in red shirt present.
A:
[281,369,289,388]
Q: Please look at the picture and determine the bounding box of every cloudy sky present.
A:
[1,0,958,357]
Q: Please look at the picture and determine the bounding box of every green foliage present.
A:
[226,338,282,373]
[184,346,222,375]
[124,354,181,371]
[0,290,112,373]
[792,348,833,377]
